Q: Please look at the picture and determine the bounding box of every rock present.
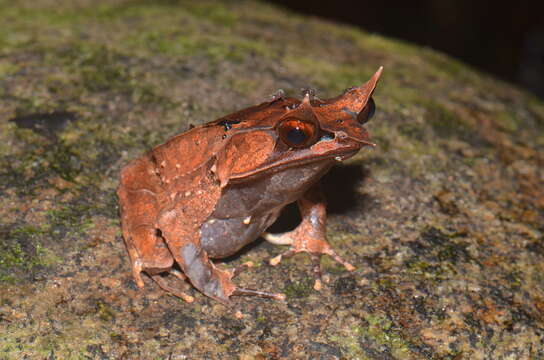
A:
[1,0,543,358]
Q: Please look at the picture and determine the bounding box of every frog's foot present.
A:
[264,230,355,291]
[151,272,194,303]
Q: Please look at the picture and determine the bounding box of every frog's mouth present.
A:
[229,136,368,183]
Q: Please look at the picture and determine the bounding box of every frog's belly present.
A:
[199,160,334,258]
[200,209,282,258]
[212,160,333,219]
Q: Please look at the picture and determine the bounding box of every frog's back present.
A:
[149,126,226,181]
[147,97,300,188]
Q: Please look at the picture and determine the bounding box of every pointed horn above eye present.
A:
[364,66,384,88]
[372,66,384,84]
[347,66,383,111]
[320,66,383,115]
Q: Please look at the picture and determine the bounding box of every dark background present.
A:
[268,0,544,100]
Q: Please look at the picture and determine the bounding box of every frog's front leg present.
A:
[263,183,355,290]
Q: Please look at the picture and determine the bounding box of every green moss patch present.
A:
[283,278,314,299]
[0,225,60,282]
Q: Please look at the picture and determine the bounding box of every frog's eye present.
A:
[278,119,317,148]
[357,97,376,124]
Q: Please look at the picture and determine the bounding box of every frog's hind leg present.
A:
[120,201,196,302]
[118,156,179,295]
[159,212,286,304]
[263,183,355,291]
[123,224,175,287]
[156,173,285,304]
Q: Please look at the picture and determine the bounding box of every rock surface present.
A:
[1,0,543,359]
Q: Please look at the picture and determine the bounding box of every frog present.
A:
[117,67,383,304]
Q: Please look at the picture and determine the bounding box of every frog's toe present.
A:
[310,247,356,274]
[151,274,194,303]
[262,232,294,245]
[328,250,356,272]
[269,249,296,266]
[309,252,355,291]
[232,287,286,301]
[311,254,323,291]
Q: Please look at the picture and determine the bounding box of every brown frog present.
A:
[118,67,383,304]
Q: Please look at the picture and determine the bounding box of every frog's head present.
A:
[210,67,383,185]
[275,66,383,161]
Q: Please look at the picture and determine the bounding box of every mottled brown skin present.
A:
[118,68,383,304]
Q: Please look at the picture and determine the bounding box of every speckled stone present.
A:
[1,1,543,359]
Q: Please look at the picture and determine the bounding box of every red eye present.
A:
[278,118,317,148]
